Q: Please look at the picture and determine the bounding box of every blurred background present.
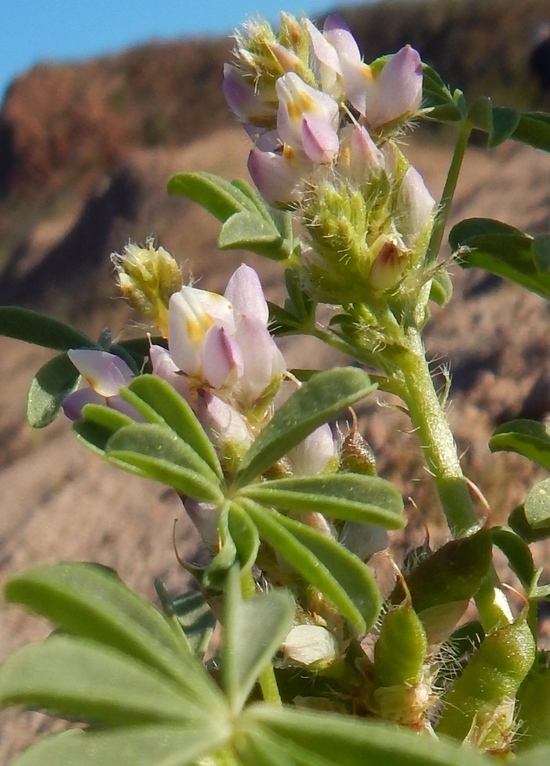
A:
[2,0,550,758]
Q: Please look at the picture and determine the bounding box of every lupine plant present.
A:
[2,11,550,765]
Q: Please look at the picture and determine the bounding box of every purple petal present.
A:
[202,325,243,389]
[234,316,286,408]
[183,497,220,547]
[398,165,435,247]
[301,114,339,164]
[62,387,104,421]
[276,73,339,152]
[368,46,423,128]
[306,19,342,76]
[224,264,269,325]
[247,148,303,205]
[196,390,252,449]
[323,15,362,64]
[67,349,133,397]
[222,64,274,124]
[168,288,234,376]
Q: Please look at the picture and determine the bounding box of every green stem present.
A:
[397,328,511,630]
[425,118,473,265]
[240,570,282,706]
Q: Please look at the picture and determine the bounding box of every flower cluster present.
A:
[224,14,435,300]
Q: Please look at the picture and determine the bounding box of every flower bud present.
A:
[368,235,409,292]
[289,423,337,476]
[282,624,339,667]
[111,239,182,336]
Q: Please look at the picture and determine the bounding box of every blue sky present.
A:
[1,0,371,101]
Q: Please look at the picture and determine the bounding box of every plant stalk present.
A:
[397,328,512,630]
[425,118,473,265]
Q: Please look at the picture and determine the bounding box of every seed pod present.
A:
[391,527,492,644]
[371,582,432,727]
[436,616,536,752]
[515,654,550,751]
[339,426,377,476]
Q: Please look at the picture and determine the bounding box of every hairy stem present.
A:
[397,328,512,630]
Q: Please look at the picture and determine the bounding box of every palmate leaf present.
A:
[489,418,550,470]
[8,726,221,766]
[243,500,381,634]
[451,218,550,299]
[223,567,295,714]
[4,562,222,706]
[240,474,404,529]
[0,306,96,351]
[27,352,81,428]
[237,705,490,766]
[158,586,217,658]
[233,368,377,489]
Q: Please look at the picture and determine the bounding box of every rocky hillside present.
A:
[3,0,550,759]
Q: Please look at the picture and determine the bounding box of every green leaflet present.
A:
[239,705,491,766]
[167,171,292,261]
[240,474,404,529]
[508,110,550,154]
[468,97,520,148]
[0,306,96,351]
[0,635,208,726]
[421,63,464,123]
[490,418,550,470]
[27,352,81,427]
[4,562,221,705]
[243,500,381,634]
[490,526,535,590]
[524,478,550,531]
[223,567,295,714]
[7,726,223,766]
[508,504,550,543]
[105,423,225,503]
[167,171,259,221]
[234,368,377,489]
[451,218,550,299]
[121,374,222,478]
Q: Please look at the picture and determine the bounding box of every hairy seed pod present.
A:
[339,428,377,476]
[391,527,492,644]
[436,617,536,752]
[371,575,432,728]
[515,653,550,751]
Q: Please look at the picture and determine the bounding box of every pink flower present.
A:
[276,73,340,164]
[150,265,286,412]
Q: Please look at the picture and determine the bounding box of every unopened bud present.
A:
[339,428,377,475]
[368,235,409,292]
[282,624,339,667]
[111,239,182,336]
